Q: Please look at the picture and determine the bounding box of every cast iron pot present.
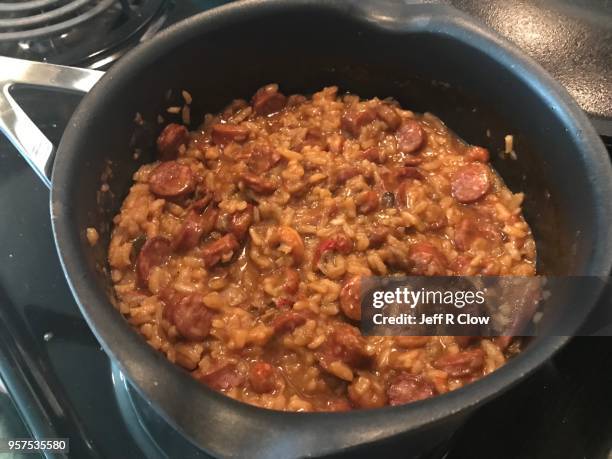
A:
[1,1,611,457]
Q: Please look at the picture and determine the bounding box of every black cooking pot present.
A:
[1,1,610,457]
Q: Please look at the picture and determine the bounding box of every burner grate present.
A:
[0,0,116,41]
[0,0,168,68]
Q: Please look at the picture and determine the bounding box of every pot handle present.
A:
[0,56,104,189]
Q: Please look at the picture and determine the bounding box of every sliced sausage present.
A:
[211,123,250,145]
[240,172,277,194]
[248,361,277,393]
[228,204,254,240]
[200,234,239,268]
[252,84,287,116]
[451,163,491,203]
[136,236,171,287]
[149,161,195,198]
[396,119,425,154]
[408,242,447,276]
[334,166,360,185]
[341,105,376,137]
[245,144,281,174]
[317,323,370,370]
[433,348,485,377]
[395,166,423,181]
[395,176,423,207]
[191,192,213,212]
[361,147,385,164]
[199,364,244,391]
[376,104,401,130]
[339,276,361,321]
[200,205,220,234]
[157,123,189,160]
[164,292,214,341]
[271,311,307,334]
[173,210,205,252]
[387,373,435,406]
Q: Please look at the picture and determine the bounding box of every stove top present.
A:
[0,1,610,458]
[446,0,612,136]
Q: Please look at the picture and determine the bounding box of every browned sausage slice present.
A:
[136,236,171,287]
[451,163,491,203]
[211,123,250,145]
[244,144,281,174]
[395,166,423,181]
[228,204,254,240]
[396,119,425,154]
[240,172,276,194]
[340,276,361,321]
[199,364,245,391]
[165,292,214,341]
[157,123,189,160]
[200,206,220,234]
[361,147,384,163]
[334,165,360,185]
[149,161,195,198]
[408,242,447,276]
[200,234,239,268]
[173,211,205,252]
[387,373,435,405]
[173,207,218,252]
[248,361,277,393]
[341,106,376,137]
[316,323,370,370]
[433,348,485,377]
[252,84,287,116]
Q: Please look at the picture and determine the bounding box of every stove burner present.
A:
[0,0,115,41]
[0,0,170,68]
